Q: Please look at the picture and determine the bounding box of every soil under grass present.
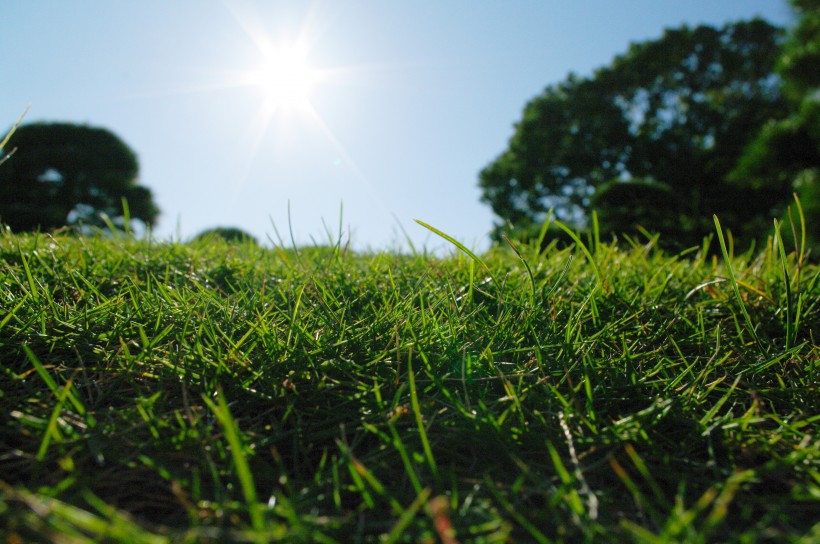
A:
[1,227,818,542]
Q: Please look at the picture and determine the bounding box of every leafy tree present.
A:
[779,0,820,100]
[0,122,159,232]
[193,227,259,245]
[480,19,789,246]
[731,0,820,249]
[591,178,684,239]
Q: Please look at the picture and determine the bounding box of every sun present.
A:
[252,45,317,112]
[219,3,329,117]
[217,1,377,193]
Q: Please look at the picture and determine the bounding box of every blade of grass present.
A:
[546,440,585,519]
[712,215,765,354]
[0,105,29,166]
[287,200,300,256]
[789,192,807,269]
[98,211,119,233]
[415,219,496,285]
[1,482,168,544]
[18,246,40,303]
[36,377,74,461]
[0,295,28,332]
[533,211,554,255]
[120,197,132,237]
[774,219,794,350]
[590,210,601,256]
[337,439,403,515]
[392,212,419,257]
[698,374,742,429]
[0,105,29,150]
[702,470,757,534]
[382,487,432,544]
[544,254,573,301]
[0,146,17,167]
[623,443,669,509]
[486,475,551,544]
[81,490,171,544]
[202,388,265,532]
[407,349,439,485]
[552,218,608,292]
[503,235,535,306]
[609,454,662,524]
[23,345,89,420]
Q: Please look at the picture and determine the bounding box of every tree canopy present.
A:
[731,0,820,249]
[479,19,789,247]
[0,122,159,233]
[193,227,259,245]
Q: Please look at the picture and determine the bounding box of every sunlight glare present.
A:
[215,1,391,223]
[253,45,317,111]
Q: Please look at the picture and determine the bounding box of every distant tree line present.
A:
[0,118,267,244]
[2,3,816,252]
[480,1,819,250]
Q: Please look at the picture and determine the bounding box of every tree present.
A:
[731,0,820,250]
[479,19,789,247]
[193,227,259,245]
[591,178,684,240]
[0,122,159,232]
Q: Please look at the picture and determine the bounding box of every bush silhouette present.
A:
[0,122,158,232]
[193,227,258,245]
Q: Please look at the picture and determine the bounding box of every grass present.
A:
[0,219,818,543]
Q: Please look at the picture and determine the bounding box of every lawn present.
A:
[1,219,818,543]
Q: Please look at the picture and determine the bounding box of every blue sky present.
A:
[1,1,793,251]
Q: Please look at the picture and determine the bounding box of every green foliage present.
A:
[0,122,159,233]
[480,19,789,247]
[193,226,259,245]
[792,169,820,245]
[778,0,820,102]
[592,178,684,242]
[0,223,817,542]
[732,1,820,251]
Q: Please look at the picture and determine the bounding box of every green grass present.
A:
[0,221,818,543]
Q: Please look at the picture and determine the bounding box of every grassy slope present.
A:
[0,226,818,543]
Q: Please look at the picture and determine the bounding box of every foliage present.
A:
[0,122,159,233]
[731,0,820,250]
[779,0,820,102]
[193,226,259,245]
[592,178,684,242]
[480,19,789,247]
[0,222,817,542]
